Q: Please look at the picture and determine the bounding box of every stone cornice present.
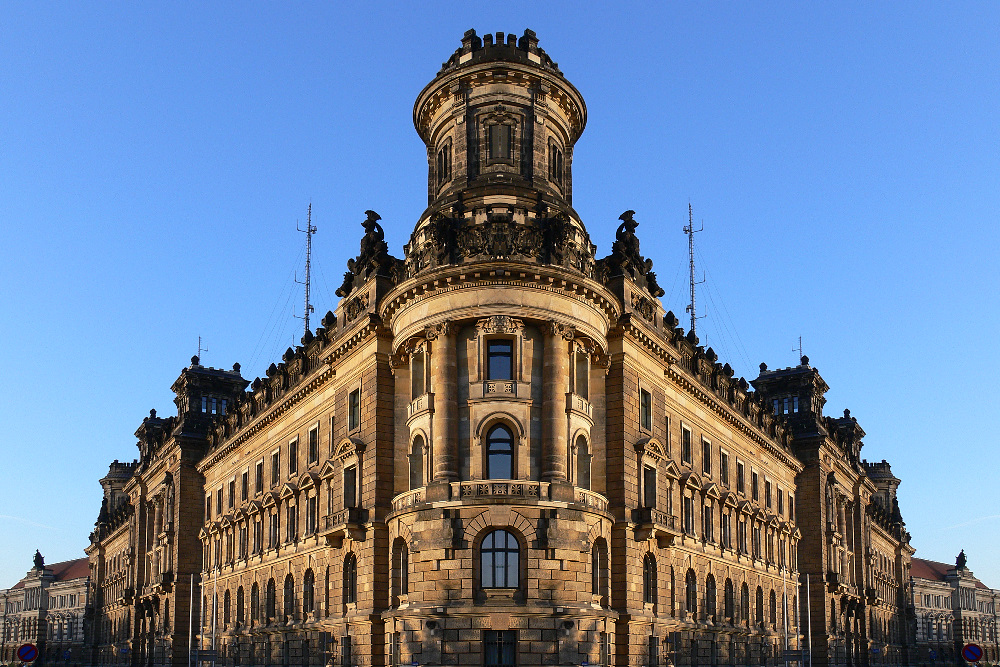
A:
[666,366,804,474]
[198,317,383,474]
[381,263,619,343]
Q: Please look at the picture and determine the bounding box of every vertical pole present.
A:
[784,566,789,667]
[188,574,194,667]
[806,574,813,667]
[199,574,205,664]
[211,566,217,667]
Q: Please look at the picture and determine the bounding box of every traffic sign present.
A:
[17,644,38,662]
[962,643,983,663]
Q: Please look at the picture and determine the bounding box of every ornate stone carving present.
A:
[475,315,524,336]
[344,292,369,321]
[337,210,405,297]
[457,211,543,260]
[594,210,665,297]
[424,321,452,340]
[548,320,575,340]
[631,292,655,320]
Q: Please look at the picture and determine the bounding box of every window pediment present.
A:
[336,437,366,463]
[278,482,298,500]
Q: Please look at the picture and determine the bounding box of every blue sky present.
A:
[1,3,998,588]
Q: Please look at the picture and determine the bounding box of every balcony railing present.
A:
[320,507,366,546]
[633,507,681,547]
[452,480,549,500]
[575,488,609,512]
[392,488,424,512]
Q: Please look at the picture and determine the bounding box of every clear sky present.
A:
[2,3,998,589]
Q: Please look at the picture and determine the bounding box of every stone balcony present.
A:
[632,506,682,547]
[320,507,367,547]
[390,481,609,513]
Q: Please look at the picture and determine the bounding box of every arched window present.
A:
[236,587,245,625]
[409,436,424,490]
[283,574,295,620]
[481,529,520,589]
[685,569,697,616]
[705,574,717,619]
[265,579,275,622]
[223,590,231,627]
[643,554,657,605]
[741,583,750,625]
[591,538,608,604]
[756,586,765,625]
[250,583,259,625]
[303,569,315,617]
[392,538,409,607]
[770,590,777,626]
[344,554,358,604]
[485,425,514,479]
[724,579,735,621]
[576,436,591,490]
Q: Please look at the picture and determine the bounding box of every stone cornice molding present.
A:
[381,262,619,333]
[199,317,384,473]
[666,365,803,474]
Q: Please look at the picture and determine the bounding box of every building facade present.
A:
[85,29,917,667]
[1,552,89,667]
[912,553,1000,667]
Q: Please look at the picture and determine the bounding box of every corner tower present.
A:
[414,29,586,216]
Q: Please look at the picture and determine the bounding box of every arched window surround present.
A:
[474,415,525,481]
[474,527,525,601]
[408,433,427,491]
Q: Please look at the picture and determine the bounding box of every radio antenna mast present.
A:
[683,203,705,335]
[295,204,317,336]
[793,336,803,362]
[196,336,208,362]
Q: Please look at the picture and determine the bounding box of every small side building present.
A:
[0,552,90,667]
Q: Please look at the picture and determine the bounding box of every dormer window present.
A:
[201,396,227,415]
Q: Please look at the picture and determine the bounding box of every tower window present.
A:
[411,351,425,398]
[485,425,514,479]
[481,529,519,588]
[488,124,513,161]
[487,340,513,380]
[436,143,452,187]
[548,141,564,186]
[348,388,361,431]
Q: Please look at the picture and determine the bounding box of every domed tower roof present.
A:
[413,29,587,221]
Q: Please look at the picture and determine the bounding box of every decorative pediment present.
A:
[475,315,525,337]
[635,437,667,462]
[207,521,221,535]
[737,500,754,515]
[319,459,338,479]
[779,521,792,535]
[662,460,681,479]
[753,507,767,522]
[679,471,703,490]
[278,482,299,500]
[336,437,366,462]
[198,528,209,540]
[767,515,780,529]
[298,472,320,491]
[721,492,739,508]
[220,515,234,529]
[246,501,263,516]
[261,492,279,509]
[702,482,721,500]
[791,527,802,540]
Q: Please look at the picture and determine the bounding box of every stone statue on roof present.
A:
[33,550,44,569]
[957,549,967,570]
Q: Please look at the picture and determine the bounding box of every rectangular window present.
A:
[683,495,695,535]
[702,440,712,475]
[777,489,784,516]
[737,461,745,494]
[205,496,212,521]
[308,427,319,464]
[751,472,759,502]
[487,340,513,381]
[664,415,671,455]
[643,465,657,508]
[348,389,361,431]
[640,389,652,431]
[487,124,513,161]
[575,354,589,399]
[720,451,730,486]
[793,396,799,413]
[344,465,357,509]
[288,440,298,476]
[228,480,235,509]
[765,480,772,508]
[682,427,692,464]
[411,351,425,398]
[241,471,249,502]
[483,630,516,667]
[306,496,317,535]
[788,495,795,521]
[216,488,223,515]
[202,396,208,413]
[255,460,264,495]
[649,636,660,667]
[703,504,714,543]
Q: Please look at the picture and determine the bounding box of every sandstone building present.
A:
[85,29,916,667]
[1,552,89,667]
[911,552,999,667]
